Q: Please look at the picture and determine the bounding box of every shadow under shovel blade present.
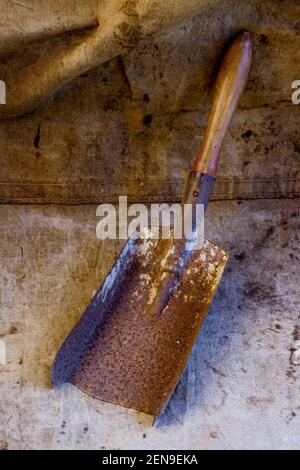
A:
[52,231,228,418]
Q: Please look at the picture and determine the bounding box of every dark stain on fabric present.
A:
[293,142,300,154]
[33,124,41,149]
[115,2,143,49]
[288,326,300,371]
[286,364,297,380]
[293,325,300,341]
[246,396,274,407]
[143,114,153,126]
[117,55,133,99]
[9,326,18,335]
[115,22,143,47]
[241,130,253,139]
[102,98,120,112]
[122,0,139,19]
[259,34,269,45]
[255,226,275,250]
[243,281,272,303]
[234,252,246,261]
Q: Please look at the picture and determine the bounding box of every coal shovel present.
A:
[52,31,252,419]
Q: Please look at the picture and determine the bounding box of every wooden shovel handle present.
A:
[192,31,252,176]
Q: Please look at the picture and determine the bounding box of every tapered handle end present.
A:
[192,31,253,176]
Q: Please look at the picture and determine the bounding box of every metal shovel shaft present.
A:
[146,32,253,317]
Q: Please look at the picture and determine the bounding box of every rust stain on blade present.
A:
[52,232,228,417]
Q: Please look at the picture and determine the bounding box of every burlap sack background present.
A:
[0,0,299,203]
[1,1,300,450]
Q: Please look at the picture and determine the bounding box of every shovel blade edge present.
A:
[52,234,228,417]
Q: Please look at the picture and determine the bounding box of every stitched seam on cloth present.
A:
[1,178,300,203]
[1,194,300,202]
[1,178,300,184]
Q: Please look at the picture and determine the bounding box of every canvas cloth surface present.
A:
[0,0,299,203]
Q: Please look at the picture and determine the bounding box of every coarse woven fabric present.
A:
[0,200,299,449]
[0,0,299,202]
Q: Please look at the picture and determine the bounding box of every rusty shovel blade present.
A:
[52,229,228,418]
